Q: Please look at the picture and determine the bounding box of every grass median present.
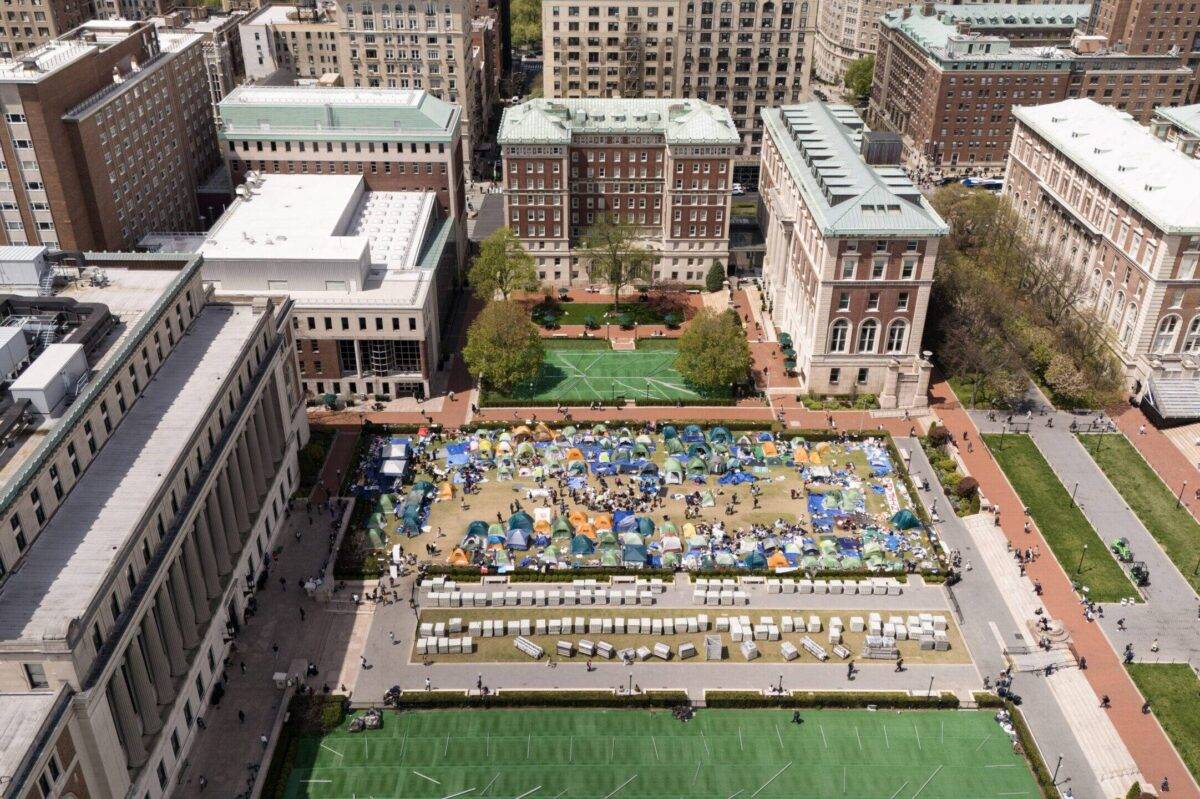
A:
[1128,663,1200,783]
[982,433,1136,603]
[1078,433,1200,594]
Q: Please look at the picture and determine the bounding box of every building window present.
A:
[886,320,908,353]
[871,258,886,279]
[857,367,870,384]
[1184,316,1200,353]
[24,662,48,688]
[856,319,878,353]
[829,367,841,384]
[901,257,916,279]
[828,319,849,353]
[1152,315,1180,353]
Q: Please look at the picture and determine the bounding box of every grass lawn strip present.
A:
[982,434,1136,603]
[1127,663,1200,783]
[1077,433,1200,595]
[280,709,1040,799]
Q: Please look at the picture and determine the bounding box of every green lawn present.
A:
[1128,663,1200,783]
[983,433,1138,602]
[1079,433,1200,594]
[946,374,1002,409]
[277,708,1042,799]
[533,301,676,327]
[492,341,726,403]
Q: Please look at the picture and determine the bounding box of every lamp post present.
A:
[628,672,633,695]
[927,674,935,698]
[1177,480,1189,509]
[1070,481,1079,507]
[1052,753,1064,784]
[1077,543,1088,574]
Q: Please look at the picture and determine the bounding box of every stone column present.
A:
[233,440,260,518]
[245,417,269,497]
[156,590,188,676]
[201,500,233,576]
[139,615,174,705]
[260,389,284,461]
[220,464,251,541]
[169,560,200,648]
[124,649,162,734]
[182,535,215,619]
[218,470,246,551]
[108,675,148,768]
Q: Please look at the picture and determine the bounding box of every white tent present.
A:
[383,443,409,459]
[381,459,407,476]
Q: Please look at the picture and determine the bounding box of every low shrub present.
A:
[955,476,980,498]
[396,690,689,709]
[704,691,960,709]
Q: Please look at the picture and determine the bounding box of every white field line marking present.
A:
[776,724,785,751]
[910,765,944,799]
[739,726,744,751]
[702,731,712,758]
[883,725,890,749]
[413,771,441,785]
[512,786,542,799]
[886,781,910,799]
[750,762,792,798]
[974,733,992,752]
[319,742,343,759]
[652,736,660,761]
[481,774,500,796]
[914,722,922,751]
[601,775,638,799]
[819,725,828,748]
[692,762,703,786]
[855,725,863,751]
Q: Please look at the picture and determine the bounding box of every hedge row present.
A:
[633,398,738,407]
[1005,699,1057,799]
[687,569,908,583]
[421,566,678,583]
[395,689,690,709]
[703,690,961,710]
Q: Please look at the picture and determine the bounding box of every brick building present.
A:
[218,86,467,266]
[1005,98,1200,420]
[1151,103,1200,157]
[758,102,947,406]
[541,0,815,180]
[0,0,95,60]
[149,7,248,124]
[498,97,740,287]
[869,2,1192,172]
[1091,0,1200,100]
[0,20,220,251]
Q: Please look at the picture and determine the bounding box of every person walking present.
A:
[198,775,208,792]
[425,677,432,692]
[1100,694,1111,709]
[260,734,269,749]
[238,709,245,724]
[298,607,306,622]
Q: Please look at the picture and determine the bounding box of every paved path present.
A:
[929,379,1198,798]
[904,441,1108,799]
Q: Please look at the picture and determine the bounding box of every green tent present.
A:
[890,509,921,530]
[552,517,573,537]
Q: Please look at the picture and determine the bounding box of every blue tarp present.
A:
[718,471,757,485]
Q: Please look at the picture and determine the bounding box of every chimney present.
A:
[956,20,970,34]
[903,5,912,18]
[922,1,935,16]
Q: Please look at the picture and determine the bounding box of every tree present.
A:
[705,261,726,293]
[675,309,751,391]
[578,217,655,308]
[468,227,541,300]
[843,56,875,103]
[511,0,542,49]
[463,300,544,393]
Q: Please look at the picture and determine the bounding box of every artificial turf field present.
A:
[279,709,1041,799]
[503,343,708,403]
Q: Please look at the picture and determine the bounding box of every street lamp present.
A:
[927,674,935,697]
[1070,481,1079,506]
[1052,754,1064,784]
[1077,543,1088,574]
[1177,480,1189,509]
[777,674,784,694]
[628,672,633,695]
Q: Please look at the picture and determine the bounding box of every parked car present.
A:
[731,183,746,196]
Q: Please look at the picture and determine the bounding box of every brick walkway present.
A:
[929,380,1199,798]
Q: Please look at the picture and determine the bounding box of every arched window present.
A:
[1099,280,1114,319]
[1119,303,1138,345]
[1184,316,1200,353]
[857,319,878,353]
[1110,291,1125,328]
[886,319,908,353]
[828,319,849,353]
[1152,315,1181,353]
[1089,268,1102,301]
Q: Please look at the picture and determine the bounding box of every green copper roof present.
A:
[498,98,741,146]
[218,86,459,143]
[1155,103,1200,139]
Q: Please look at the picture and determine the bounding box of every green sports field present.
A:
[277,709,1041,798]
[502,341,717,403]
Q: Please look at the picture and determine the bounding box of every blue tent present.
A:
[571,534,596,555]
[508,511,534,532]
[636,516,655,537]
[465,520,488,539]
[639,462,659,477]
[890,509,921,530]
[616,514,639,533]
[683,424,704,443]
[709,426,732,444]
[742,550,767,569]
[622,544,648,564]
[506,528,530,549]
[662,424,678,440]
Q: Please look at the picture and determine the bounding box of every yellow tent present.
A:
[809,452,823,465]
[534,422,555,441]
[794,448,810,464]
[762,441,778,457]
[438,481,455,500]
[682,522,697,538]
[767,550,789,569]
[512,425,533,441]
[534,519,552,534]
[448,547,470,566]
[814,441,831,454]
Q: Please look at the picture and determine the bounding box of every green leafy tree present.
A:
[675,309,751,391]
[463,300,544,393]
[705,261,726,293]
[843,55,875,102]
[578,217,655,308]
[511,0,542,49]
[468,226,541,300]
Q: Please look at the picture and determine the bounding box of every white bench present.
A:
[515,636,544,659]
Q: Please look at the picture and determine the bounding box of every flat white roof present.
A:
[1014,99,1200,234]
[0,304,259,644]
[228,86,427,107]
[199,175,437,276]
[9,344,83,393]
[0,691,58,785]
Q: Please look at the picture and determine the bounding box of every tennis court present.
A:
[278,708,1041,798]
[503,342,712,403]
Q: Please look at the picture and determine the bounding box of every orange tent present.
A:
[594,512,613,532]
[576,521,597,540]
[794,448,810,464]
[534,422,555,441]
[534,519,552,534]
[512,425,533,441]
[767,550,789,569]
[438,481,454,500]
[568,509,588,528]
[565,447,585,461]
[449,547,470,566]
[762,441,778,457]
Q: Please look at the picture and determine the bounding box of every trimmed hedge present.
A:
[262,694,348,799]
[396,689,690,709]
[704,690,960,709]
[633,398,739,407]
[1006,700,1057,799]
[421,566,677,583]
[688,569,908,583]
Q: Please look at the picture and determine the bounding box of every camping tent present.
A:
[686,455,708,478]
[508,511,534,532]
[571,534,596,555]
[891,509,921,530]
[506,528,530,549]
[664,458,684,484]
[709,426,732,444]
[683,424,704,443]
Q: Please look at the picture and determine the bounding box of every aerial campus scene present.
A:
[4,3,1200,799]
